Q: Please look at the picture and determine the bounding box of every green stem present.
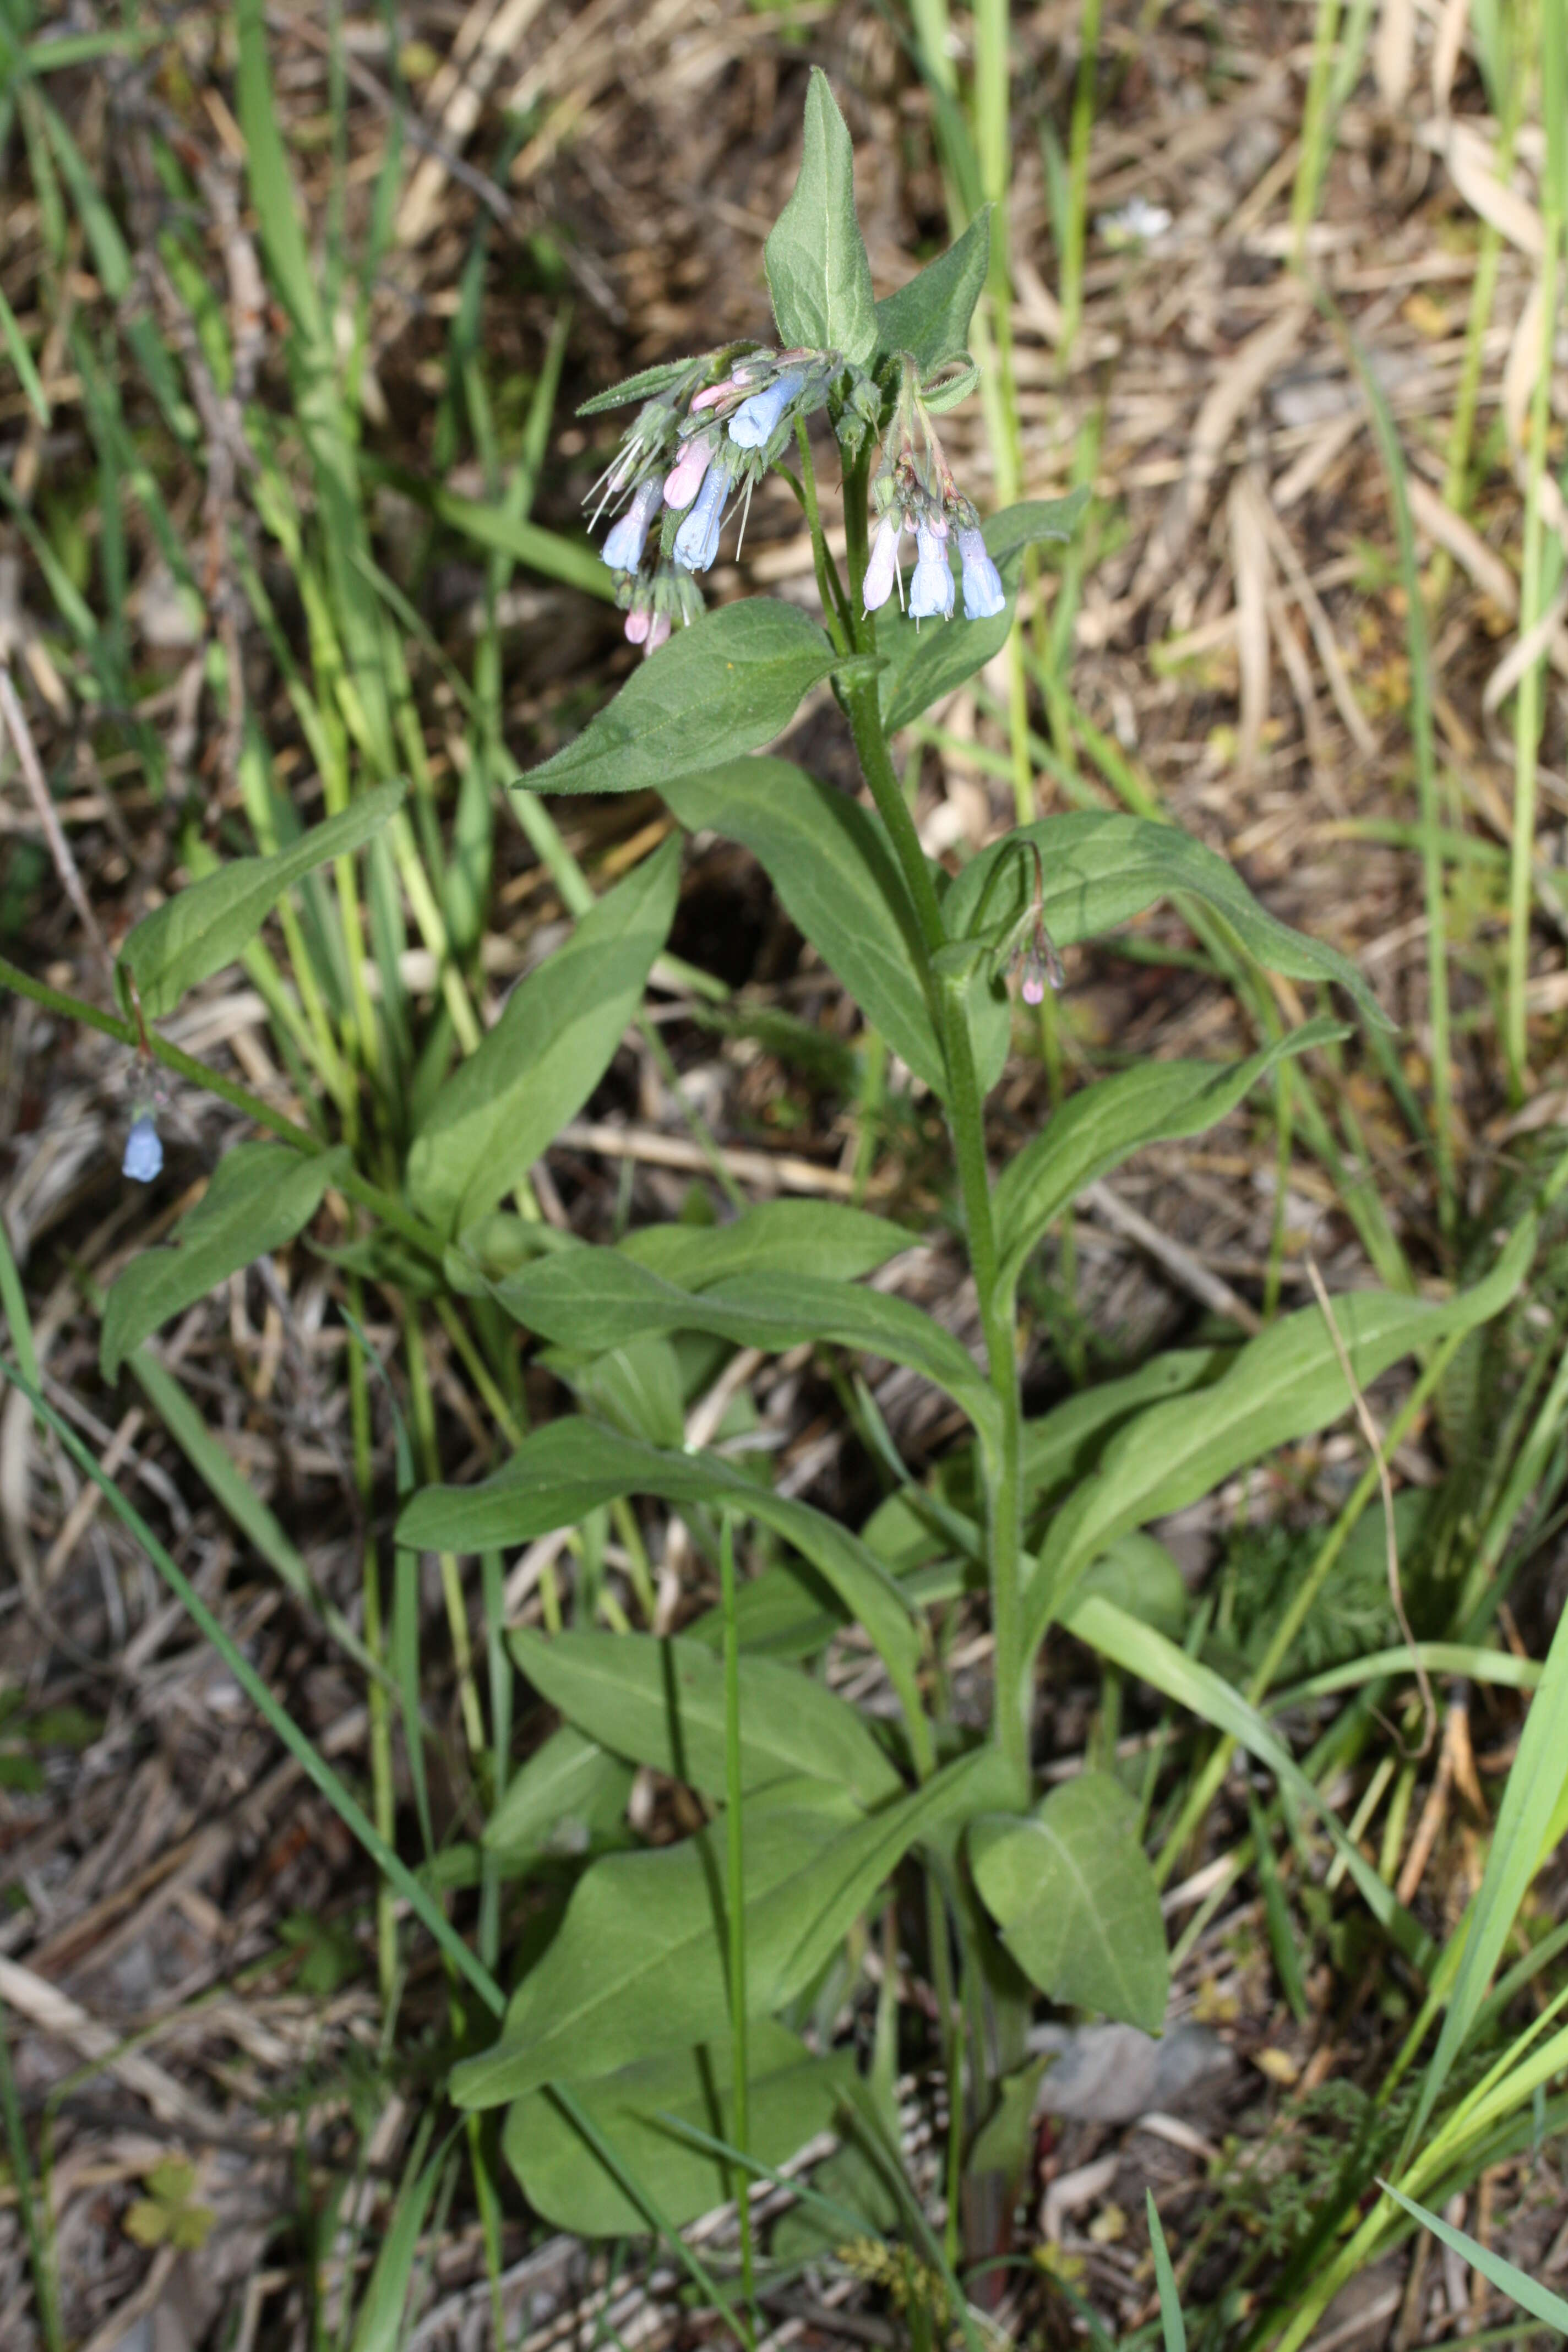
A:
[719,1518,756,2336]
[795,416,852,651]
[0,951,445,1258]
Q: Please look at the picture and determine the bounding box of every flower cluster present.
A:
[588,346,834,656]
[585,344,1004,652]
[862,372,1004,625]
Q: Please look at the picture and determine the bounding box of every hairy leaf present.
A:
[118,782,404,1019]
[510,1627,902,1809]
[971,1773,1168,2032]
[407,839,679,1235]
[874,209,992,372]
[504,2024,854,2235]
[484,1724,634,1869]
[663,759,944,1093]
[764,68,878,364]
[622,1197,909,1288]
[994,1023,1342,1295]
[518,595,843,798]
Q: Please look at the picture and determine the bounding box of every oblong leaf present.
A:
[396,1417,924,1738]
[518,601,844,797]
[1026,1217,1534,1651]
[118,781,405,1018]
[102,1143,350,1378]
[993,1022,1343,1295]
[944,812,1387,1032]
[510,1626,902,1810]
[663,758,945,1094]
[764,68,877,364]
[622,1197,910,1288]
[406,837,679,1234]
[504,2025,855,2236]
[493,1253,995,1435]
[970,1772,1169,2033]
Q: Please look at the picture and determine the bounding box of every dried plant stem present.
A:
[0,665,115,996]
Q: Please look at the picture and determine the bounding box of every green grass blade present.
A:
[0,1993,63,2352]
[1147,2190,1186,2352]
[0,1355,504,2016]
[1380,2182,1568,2334]
[0,280,47,422]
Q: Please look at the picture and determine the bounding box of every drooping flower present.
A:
[728,370,805,451]
[624,606,651,645]
[602,479,663,574]
[673,456,732,572]
[863,513,903,614]
[663,434,715,512]
[690,379,740,412]
[646,613,672,652]
[123,1114,162,1183]
[957,526,1005,620]
[908,520,954,622]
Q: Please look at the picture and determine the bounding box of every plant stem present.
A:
[719,1517,756,2335]
[1506,221,1560,1095]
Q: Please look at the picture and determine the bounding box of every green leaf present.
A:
[510,1627,902,1810]
[452,1749,1010,2106]
[1027,1218,1535,1653]
[407,838,679,1235]
[878,496,1088,737]
[484,1724,634,1869]
[970,1773,1168,2033]
[504,2024,855,2236]
[1022,1350,1228,1506]
[1061,1592,1426,1958]
[944,812,1386,1036]
[993,1023,1342,1294]
[1411,1530,1568,2141]
[663,759,945,1095]
[492,1254,997,1436]
[518,602,843,798]
[764,68,877,365]
[102,1144,350,1378]
[117,781,405,1019]
[347,2137,445,2352]
[397,1417,925,1743]
[558,1332,687,1449]
[1076,1533,1190,1641]
[873,209,992,372]
[622,1197,909,1288]
[1147,2191,1188,2352]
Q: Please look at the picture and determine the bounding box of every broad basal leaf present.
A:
[117,781,404,1019]
[1022,1349,1229,1506]
[874,209,992,373]
[407,837,679,1234]
[663,759,945,1095]
[944,812,1386,1033]
[504,2024,855,2235]
[511,1627,902,1810]
[764,67,878,364]
[102,1143,350,1378]
[518,601,845,797]
[971,1773,1169,2033]
[1025,1216,1535,1652]
[452,1748,1010,2106]
[878,496,1087,737]
[993,1022,1342,1296]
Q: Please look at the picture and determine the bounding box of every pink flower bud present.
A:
[691,380,738,411]
[645,613,672,654]
[625,608,651,644]
[663,437,713,511]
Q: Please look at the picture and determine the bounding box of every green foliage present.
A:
[970,1773,1168,2032]
[407,837,679,1234]
[877,494,1088,733]
[517,602,851,797]
[504,2024,853,2235]
[102,1142,351,1377]
[874,209,992,372]
[117,781,405,1018]
[123,2159,216,2253]
[764,68,878,364]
